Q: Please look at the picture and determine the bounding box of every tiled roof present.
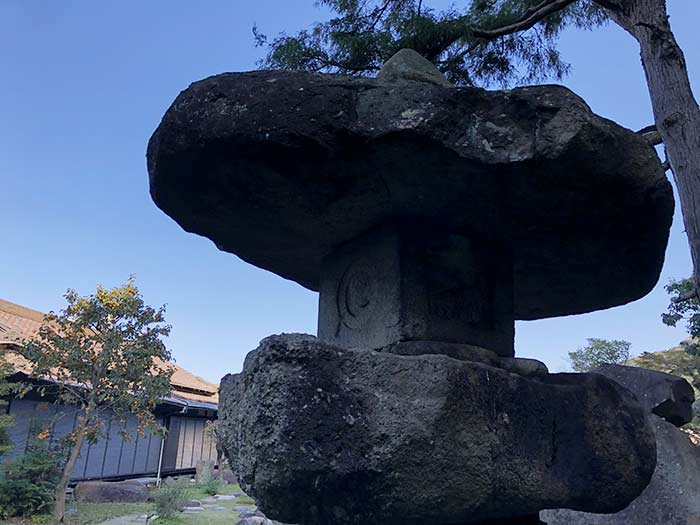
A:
[0,298,218,405]
[0,298,45,345]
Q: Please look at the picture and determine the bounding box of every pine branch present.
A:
[367,0,393,33]
[317,56,381,73]
[473,0,578,39]
[521,0,566,25]
[264,0,605,81]
[402,0,578,61]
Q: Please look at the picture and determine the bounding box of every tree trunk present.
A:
[604,0,700,292]
[217,446,225,483]
[53,415,88,523]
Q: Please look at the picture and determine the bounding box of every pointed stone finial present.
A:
[377,48,452,87]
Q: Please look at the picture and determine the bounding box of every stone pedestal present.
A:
[318,224,514,356]
[220,335,655,525]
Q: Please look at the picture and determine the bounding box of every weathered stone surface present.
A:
[499,356,549,378]
[593,364,694,426]
[236,518,281,525]
[318,224,515,354]
[379,339,503,363]
[377,48,453,86]
[378,340,548,376]
[74,480,149,503]
[236,508,293,525]
[542,367,698,524]
[542,415,700,525]
[236,518,270,525]
[148,68,673,321]
[219,335,656,525]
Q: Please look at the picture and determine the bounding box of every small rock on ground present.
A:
[234,506,258,513]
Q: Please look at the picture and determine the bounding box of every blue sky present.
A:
[1,1,698,381]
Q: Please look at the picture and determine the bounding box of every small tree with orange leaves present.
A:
[20,278,173,523]
[0,347,14,458]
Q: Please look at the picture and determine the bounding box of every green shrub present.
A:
[0,479,54,518]
[198,469,221,496]
[153,479,189,519]
[0,448,61,518]
[3,448,62,485]
[202,477,221,496]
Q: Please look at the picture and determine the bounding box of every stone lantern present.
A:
[148,50,673,525]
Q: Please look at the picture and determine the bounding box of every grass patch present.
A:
[181,483,244,501]
[233,495,254,506]
[0,483,251,525]
[0,503,153,525]
[213,484,242,495]
[67,502,154,525]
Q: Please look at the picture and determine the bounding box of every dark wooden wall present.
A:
[4,399,214,481]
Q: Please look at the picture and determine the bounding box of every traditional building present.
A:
[0,298,219,481]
